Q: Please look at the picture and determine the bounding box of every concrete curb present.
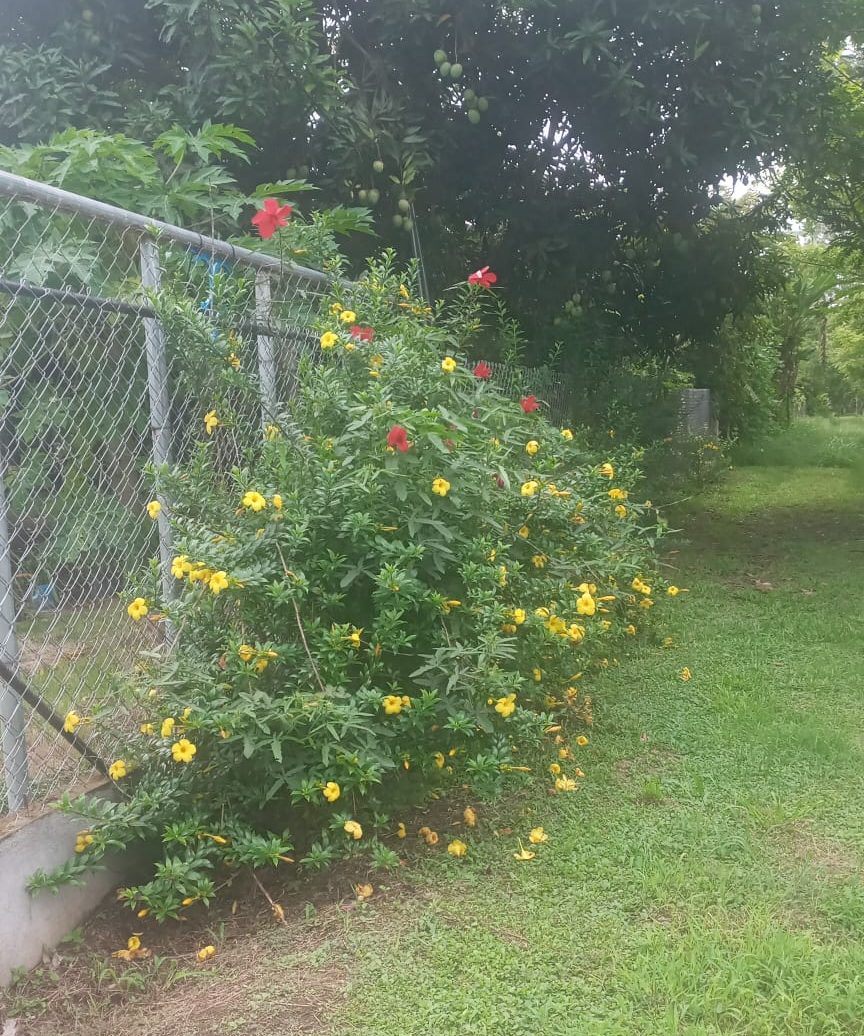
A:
[0,788,128,986]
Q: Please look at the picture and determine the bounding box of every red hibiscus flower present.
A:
[350,325,375,342]
[473,361,493,380]
[467,266,498,289]
[251,198,293,239]
[520,395,540,413]
[386,425,410,452]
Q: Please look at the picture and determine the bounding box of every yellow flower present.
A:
[598,462,615,479]
[344,341,356,352]
[74,831,94,853]
[512,608,527,626]
[495,693,517,719]
[171,738,197,764]
[344,820,363,840]
[681,667,692,682]
[397,822,407,838]
[322,781,341,803]
[348,628,362,649]
[355,883,374,900]
[667,585,688,596]
[424,830,440,846]
[463,806,477,827]
[513,846,536,861]
[236,644,255,663]
[368,369,380,377]
[555,777,577,792]
[320,331,338,350]
[626,624,637,636]
[382,694,405,715]
[431,477,451,497]
[615,505,628,518]
[662,637,675,648]
[330,302,344,315]
[528,827,549,845]
[498,565,508,587]
[434,751,446,768]
[502,623,517,634]
[254,657,270,671]
[137,908,149,919]
[639,598,654,610]
[272,494,283,510]
[340,309,357,323]
[208,570,229,594]
[525,440,540,456]
[171,555,191,579]
[140,722,154,736]
[559,746,572,760]
[545,615,566,635]
[531,554,547,569]
[228,351,241,370]
[197,945,217,962]
[204,409,219,435]
[127,597,149,621]
[160,717,175,738]
[576,735,589,746]
[108,759,127,780]
[576,592,596,616]
[441,356,457,373]
[181,897,196,907]
[631,577,652,595]
[264,423,281,441]
[146,500,161,520]
[399,283,410,299]
[561,428,574,440]
[549,762,562,775]
[518,525,530,538]
[64,711,81,734]
[441,599,462,614]
[447,839,468,858]
[242,490,267,512]
[521,480,540,497]
[370,353,384,368]
[608,488,628,501]
[533,667,543,682]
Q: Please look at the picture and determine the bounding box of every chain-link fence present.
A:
[0,170,333,825]
[0,170,578,827]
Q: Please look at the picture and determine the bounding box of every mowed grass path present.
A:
[10,418,864,1036]
[331,417,864,1036]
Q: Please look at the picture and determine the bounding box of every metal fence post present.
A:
[0,458,30,811]
[139,238,176,615]
[255,270,279,426]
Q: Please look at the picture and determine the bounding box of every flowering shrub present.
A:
[34,254,672,918]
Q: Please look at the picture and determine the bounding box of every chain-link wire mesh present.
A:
[0,172,330,826]
[0,170,576,827]
[488,362,574,428]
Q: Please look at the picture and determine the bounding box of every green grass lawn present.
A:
[9,417,864,1036]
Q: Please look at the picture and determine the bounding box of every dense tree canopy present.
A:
[0,0,860,368]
